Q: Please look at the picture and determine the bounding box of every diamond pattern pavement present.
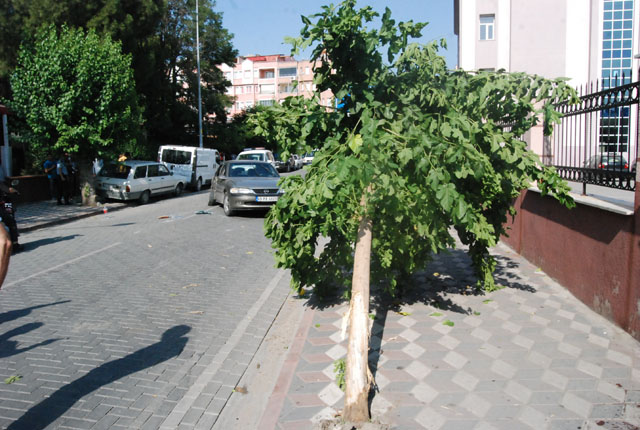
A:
[270,239,640,430]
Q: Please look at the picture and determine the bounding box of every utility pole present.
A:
[196,0,203,148]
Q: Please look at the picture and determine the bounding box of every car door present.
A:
[212,163,227,202]
[156,164,174,193]
[146,164,163,194]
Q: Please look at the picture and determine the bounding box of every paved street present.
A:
[1,192,292,429]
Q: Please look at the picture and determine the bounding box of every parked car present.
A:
[302,150,317,165]
[208,160,283,216]
[237,148,277,169]
[292,154,304,170]
[274,154,295,173]
[95,161,185,204]
[583,154,629,170]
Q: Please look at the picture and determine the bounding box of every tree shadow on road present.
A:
[7,325,191,430]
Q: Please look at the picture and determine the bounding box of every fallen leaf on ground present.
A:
[4,375,22,384]
[234,386,248,394]
[183,283,199,289]
[158,216,170,219]
[189,310,204,315]
[246,251,254,255]
[397,311,411,316]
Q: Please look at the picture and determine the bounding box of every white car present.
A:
[302,150,318,165]
[95,161,186,204]
[237,149,277,169]
[292,154,304,169]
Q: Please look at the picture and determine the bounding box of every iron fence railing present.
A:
[548,70,638,192]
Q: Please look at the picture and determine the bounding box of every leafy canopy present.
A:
[252,0,576,294]
[8,25,142,161]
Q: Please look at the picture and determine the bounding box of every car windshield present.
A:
[99,163,131,179]
[229,163,278,178]
[238,153,265,161]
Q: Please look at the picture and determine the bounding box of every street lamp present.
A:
[196,0,203,148]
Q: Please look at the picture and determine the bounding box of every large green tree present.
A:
[0,0,236,149]
[9,25,142,162]
[251,1,576,423]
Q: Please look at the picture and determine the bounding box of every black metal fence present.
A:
[548,70,639,192]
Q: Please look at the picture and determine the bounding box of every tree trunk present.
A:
[343,208,373,423]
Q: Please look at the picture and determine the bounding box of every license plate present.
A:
[256,196,278,202]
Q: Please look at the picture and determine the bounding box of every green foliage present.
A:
[8,25,142,163]
[0,0,236,151]
[334,358,346,391]
[252,1,576,295]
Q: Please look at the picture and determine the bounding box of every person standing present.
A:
[56,154,71,205]
[43,154,57,200]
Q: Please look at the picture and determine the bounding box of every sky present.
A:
[215,0,459,69]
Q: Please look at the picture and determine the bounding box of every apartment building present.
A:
[219,54,334,117]
[454,0,639,86]
[454,0,639,162]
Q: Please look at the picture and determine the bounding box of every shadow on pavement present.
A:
[20,235,82,253]
[0,322,58,359]
[0,301,71,325]
[7,325,191,430]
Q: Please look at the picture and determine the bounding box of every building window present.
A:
[479,15,495,40]
[259,99,275,106]
[279,67,297,77]
[259,84,275,94]
[260,69,275,79]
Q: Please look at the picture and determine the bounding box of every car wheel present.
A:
[174,183,184,197]
[195,177,202,192]
[139,190,150,205]
[223,193,234,216]
[208,192,216,206]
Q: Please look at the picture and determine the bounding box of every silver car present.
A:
[208,160,283,216]
[95,161,186,204]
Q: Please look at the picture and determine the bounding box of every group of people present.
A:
[43,153,78,205]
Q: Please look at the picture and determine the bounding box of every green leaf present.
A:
[430,312,443,317]
[4,375,22,384]
[443,320,454,327]
[348,134,363,153]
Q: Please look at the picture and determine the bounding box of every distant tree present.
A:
[0,0,236,151]
[8,25,142,164]
[251,1,576,423]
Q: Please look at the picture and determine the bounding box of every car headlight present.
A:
[229,187,254,195]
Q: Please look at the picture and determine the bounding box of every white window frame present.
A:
[479,14,495,41]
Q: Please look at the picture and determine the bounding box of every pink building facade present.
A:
[219,54,334,117]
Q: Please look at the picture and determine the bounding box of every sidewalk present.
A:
[260,239,640,429]
[16,198,129,233]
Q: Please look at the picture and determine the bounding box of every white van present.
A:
[158,145,220,191]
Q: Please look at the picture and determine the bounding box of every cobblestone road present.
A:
[0,192,291,429]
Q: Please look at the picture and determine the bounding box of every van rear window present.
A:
[162,149,191,165]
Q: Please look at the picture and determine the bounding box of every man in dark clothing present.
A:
[43,153,57,200]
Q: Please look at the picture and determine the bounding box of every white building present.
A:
[454,0,639,87]
[454,0,640,163]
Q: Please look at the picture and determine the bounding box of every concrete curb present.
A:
[18,203,131,233]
